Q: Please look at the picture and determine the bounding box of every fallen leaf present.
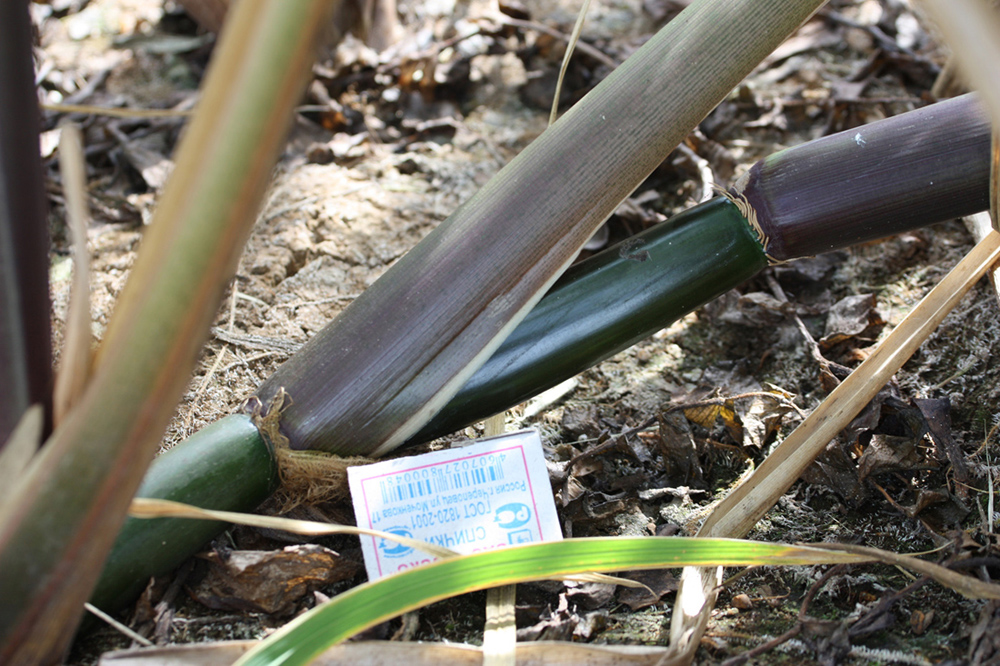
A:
[189,545,360,616]
[819,293,885,351]
[616,569,678,611]
[969,601,1000,665]
[516,592,608,641]
[857,434,926,481]
[910,608,934,635]
[731,593,753,610]
[914,397,969,494]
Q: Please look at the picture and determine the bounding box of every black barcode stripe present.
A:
[377,459,506,503]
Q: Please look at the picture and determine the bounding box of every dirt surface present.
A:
[31,0,1000,663]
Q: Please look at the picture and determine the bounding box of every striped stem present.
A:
[253,0,827,458]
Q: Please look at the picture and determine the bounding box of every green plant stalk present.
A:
[0,0,53,446]
[254,0,827,458]
[411,197,766,442]
[91,94,991,616]
[0,2,336,663]
[87,415,277,614]
[234,536,1000,666]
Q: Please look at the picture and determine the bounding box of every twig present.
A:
[664,391,807,420]
[720,624,802,666]
[799,563,845,622]
[849,575,931,638]
[272,295,359,309]
[84,603,152,647]
[674,143,715,203]
[488,16,619,70]
[817,9,917,57]
[721,564,845,665]
[41,102,193,119]
[54,124,94,425]
[218,350,288,373]
[765,273,851,387]
[210,327,302,355]
[549,0,594,125]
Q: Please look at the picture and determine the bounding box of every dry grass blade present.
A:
[480,414,516,666]
[41,103,193,119]
[992,128,999,232]
[666,230,1000,663]
[54,124,94,425]
[483,583,517,666]
[699,230,1000,538]
[806,543,1000,600]
[549,0,593,126]
[965,212,1000,308]
[83,604,152,648]
[128,498,457,559]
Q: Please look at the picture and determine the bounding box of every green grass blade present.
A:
[236,538,873,666]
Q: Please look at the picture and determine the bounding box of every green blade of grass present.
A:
[235,537,1000,666]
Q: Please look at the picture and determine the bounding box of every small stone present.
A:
[731,593,753,610]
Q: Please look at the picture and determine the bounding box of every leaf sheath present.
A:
[256,0,827,457]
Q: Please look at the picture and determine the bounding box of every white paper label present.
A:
[348,429,562,580]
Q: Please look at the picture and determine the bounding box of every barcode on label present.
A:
[379,458,505,504]
[380,478,432,503]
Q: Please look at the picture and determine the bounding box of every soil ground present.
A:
[29,0,1000,663]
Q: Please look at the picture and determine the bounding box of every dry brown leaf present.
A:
[190,545,360,616]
